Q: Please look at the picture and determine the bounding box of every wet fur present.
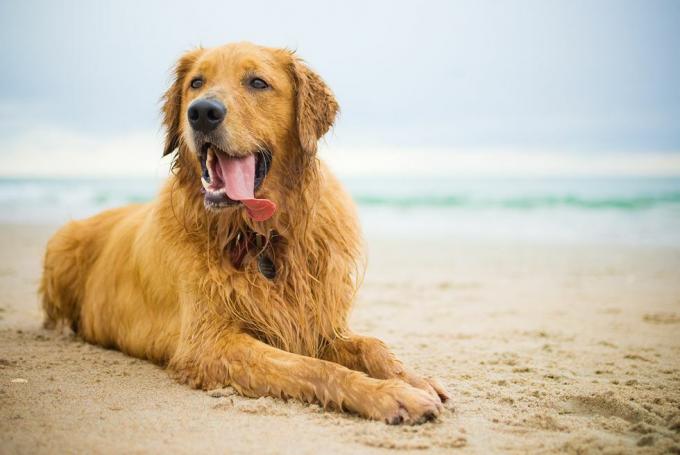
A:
[40,42,448,423]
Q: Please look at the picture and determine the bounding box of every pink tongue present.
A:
[218,154,277,222]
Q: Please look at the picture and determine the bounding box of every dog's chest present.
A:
[205,225,354,355]
[222,257,341,356]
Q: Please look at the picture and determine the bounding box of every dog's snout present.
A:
[188,99,226,133]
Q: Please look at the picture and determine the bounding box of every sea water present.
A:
[1,176,679,246]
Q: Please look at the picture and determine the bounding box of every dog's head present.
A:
[161,42,338,220]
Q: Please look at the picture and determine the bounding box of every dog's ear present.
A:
[161,48,204,156]
[290,57,339,156]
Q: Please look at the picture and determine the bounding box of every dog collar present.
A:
[229,229,277,280]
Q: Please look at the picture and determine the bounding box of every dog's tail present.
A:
[40,221,89,332]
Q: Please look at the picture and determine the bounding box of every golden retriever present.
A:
[40,42,449,424]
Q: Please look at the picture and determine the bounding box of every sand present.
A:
[1,224,679,454]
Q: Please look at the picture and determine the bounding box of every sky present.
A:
[0,0,679,176]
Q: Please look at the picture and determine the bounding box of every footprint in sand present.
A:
[560,393,659,425]
[353,419,467,450]
[642,312,680,325]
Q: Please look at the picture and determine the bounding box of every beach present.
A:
[1,223,679,454]
[2,1,679,451]
[2,0,680,451]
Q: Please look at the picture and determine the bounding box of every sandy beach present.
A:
[1,224,679,454]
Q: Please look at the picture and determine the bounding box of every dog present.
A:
[40,42,449,424]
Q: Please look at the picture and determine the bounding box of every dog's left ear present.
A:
[161,48,204,156]
[290,57,339,156]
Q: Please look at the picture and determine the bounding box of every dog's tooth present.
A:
[206,148,215,182]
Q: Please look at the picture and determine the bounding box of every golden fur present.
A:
[40,42,448,424]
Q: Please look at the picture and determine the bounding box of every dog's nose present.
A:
[187,99,226,133]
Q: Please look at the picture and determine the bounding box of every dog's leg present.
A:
[172,332,442,424]
[323,335,450,403]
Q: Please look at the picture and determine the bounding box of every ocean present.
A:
[1,176,679,246]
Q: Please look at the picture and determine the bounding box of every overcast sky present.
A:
[0,0,679,175]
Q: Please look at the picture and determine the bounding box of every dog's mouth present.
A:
[198,143,277,221]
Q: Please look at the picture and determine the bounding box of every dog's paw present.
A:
[425,376,451,403]
[395,369,451,404]
[369,380,443,425]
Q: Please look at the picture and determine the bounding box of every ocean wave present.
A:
[354,192,680,210]
[1,178,680,222]
[2,177,679,245]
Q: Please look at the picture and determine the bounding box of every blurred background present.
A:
[1,0,679,244]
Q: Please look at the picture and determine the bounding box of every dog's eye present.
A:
[249,78,269,90]
[190,78,204,89]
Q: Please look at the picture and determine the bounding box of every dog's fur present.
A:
[40,42,448,424]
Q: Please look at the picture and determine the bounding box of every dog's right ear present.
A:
[161,48,204,156]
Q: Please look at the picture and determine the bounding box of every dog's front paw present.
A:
[398,370,451,404]
[368,380,443,425]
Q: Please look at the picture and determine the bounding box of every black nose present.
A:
[187,99,226,133]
